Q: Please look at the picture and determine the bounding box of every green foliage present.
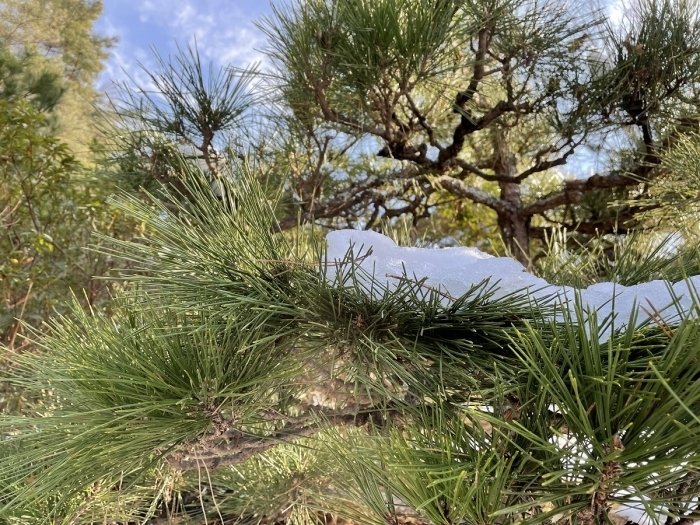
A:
[0,2,136,426]
[1,1,700,523]
[324,412,520,525]
[258,0,700,264]
[0,168,697,524]
[104,44,259,195]
[535,229,700,288]
[177,434,345,525]
[413,192,503,252]
[0,44,64,111]
[0,98,132,360]
[0,0,114,156]
[642,131,700,234]
[261,0,464,123]
[604,0,700,123]
[0,298,295,517]
[507,310,700,521]
[0,0,112,84]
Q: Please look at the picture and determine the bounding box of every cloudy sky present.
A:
[96,1,272,92]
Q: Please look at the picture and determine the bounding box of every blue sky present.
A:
[96,0,272,93]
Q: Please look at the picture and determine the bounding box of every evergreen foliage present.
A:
[0,45,64,112]
[0,98,133,352]
[1,1,700,524]
[98,44,267,219]
[0,0,114,157]
[1,164,698,524]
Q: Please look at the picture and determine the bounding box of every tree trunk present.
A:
[498,211,530,266]
[492,132,531,267]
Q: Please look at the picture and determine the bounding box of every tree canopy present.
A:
[0,0,114,155]
[260,0,700,263]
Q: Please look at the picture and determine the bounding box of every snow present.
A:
[325,229,700,524]
[325,230,700,337]
[609,491,700,525]
[611,492,668,525]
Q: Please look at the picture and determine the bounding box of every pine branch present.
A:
[435,174,511,212]
[167,405,401,470]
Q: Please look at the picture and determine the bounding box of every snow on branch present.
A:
[325,230,700,339]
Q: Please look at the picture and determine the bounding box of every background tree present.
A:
[260,0,700,264]
[0,99,133,353]
[102,45,260,198]
[0,45,64,112]
[638,130,700,236]
[0,0,114,157]
[0,8,131,415]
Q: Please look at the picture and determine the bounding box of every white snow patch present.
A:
[611,491,668,525]
[324,230,700,339]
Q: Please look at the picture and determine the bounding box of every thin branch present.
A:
[455,26,491,111]
[523,162,659,217]
[435,174,510,213]
[277,175,387,230]
[438,100,530,164]
[515,137,584,182]
[167,406,396,470]
[312,81,388,139]
[404,92,441,150]
[453,158,503,182]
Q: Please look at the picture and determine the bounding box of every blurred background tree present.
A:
[0,1,133,414]
[0,0,114,158]
[0,98,133,354]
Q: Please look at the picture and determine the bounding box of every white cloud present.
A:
[129,0,267,68]
[174,3,197,28]
[608,0,624,26]
[98,0,270,91]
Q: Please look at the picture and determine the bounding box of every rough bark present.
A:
[493,133,531,267]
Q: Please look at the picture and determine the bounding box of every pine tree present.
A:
[0,162,698,524]
[0,0,114,157]
[259,0,700,264]
[103,44,258,197]
[2,1,700,523]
